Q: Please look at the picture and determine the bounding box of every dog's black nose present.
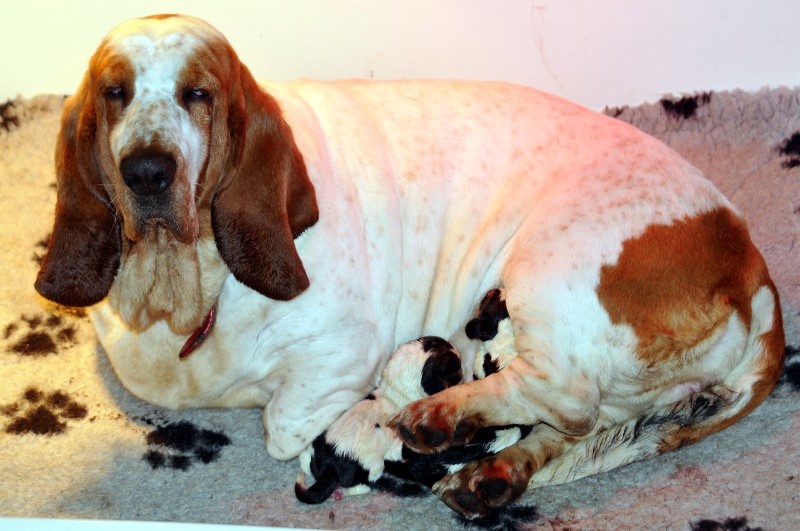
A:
[120,153,176,196]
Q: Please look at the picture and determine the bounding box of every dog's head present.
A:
[35,14,318,311]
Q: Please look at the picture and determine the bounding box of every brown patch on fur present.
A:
[34,52,125,307]
[210,55,318,301]
[144,14,181,21]
[597,207,769,366]
[598,208,785,454]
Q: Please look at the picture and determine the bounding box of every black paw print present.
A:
[1,387,88,435]
[779,345,800,392]
[3,312,83,357]
[142,420,231,471]
[0,99,19,132]
[778,132,800,169]
[33,234,51,266]
[456,504,539,530]
[690,516,763,531]
[660,93,712,120]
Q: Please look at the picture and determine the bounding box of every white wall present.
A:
[2,0,800,110]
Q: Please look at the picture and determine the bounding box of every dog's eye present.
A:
[183,88,211,105]
[105,86,126,101]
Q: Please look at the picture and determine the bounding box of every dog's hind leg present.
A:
[434,374,776,519]
[526,385,743,490]
[430,423,571,516]
[429,283,784,518]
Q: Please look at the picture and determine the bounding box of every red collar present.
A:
[178,306,217,359]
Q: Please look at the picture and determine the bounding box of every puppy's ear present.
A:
[35,73,121,307]
[465,289,509,340]
[212,61,318,300]
[420,337,464,395]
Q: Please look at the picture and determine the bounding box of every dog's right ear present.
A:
[35,73,121,307]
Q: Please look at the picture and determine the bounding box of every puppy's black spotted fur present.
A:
[385,289,533,489]
[295,336,463,503]
[295,288,534,504]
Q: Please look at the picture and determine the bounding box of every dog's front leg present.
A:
[389,356,599,453]
[263,381,372,460]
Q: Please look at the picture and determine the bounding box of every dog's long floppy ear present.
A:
[212,62,319,301]
[35,74,121,307]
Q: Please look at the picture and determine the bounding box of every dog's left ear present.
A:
[212,61,319,301]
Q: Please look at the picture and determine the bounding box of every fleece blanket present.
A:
[0,88,798,531]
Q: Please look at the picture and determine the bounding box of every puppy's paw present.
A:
[389,396,482,453]
[432,453,532,518]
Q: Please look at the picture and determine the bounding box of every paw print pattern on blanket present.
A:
[33,234,51,266]
[659,93,712,120]
[0,99,20,132]
[778,345,800,392]
[142,420,232,471]
[778,132,800,169]
[455,504,539,531]
[1,387,88,435]
[689,515,763,531]
[3,312,83,357]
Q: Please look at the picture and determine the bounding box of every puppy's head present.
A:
[380,336,464,407]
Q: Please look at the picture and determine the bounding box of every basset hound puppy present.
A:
[295,335,464,504]
[35,14,785,518]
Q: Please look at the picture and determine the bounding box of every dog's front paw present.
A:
[432,453,532,518]
[389,396,482,453]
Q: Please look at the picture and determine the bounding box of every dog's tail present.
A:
[294,469,340,504]
[651,282,785,452]
[530,282,785,488]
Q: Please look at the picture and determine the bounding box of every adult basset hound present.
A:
[35,14,784,517]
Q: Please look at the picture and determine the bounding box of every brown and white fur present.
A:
[35,14,785,518]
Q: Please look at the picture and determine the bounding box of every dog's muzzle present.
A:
[118,150,198,242]
[120,152,176,196]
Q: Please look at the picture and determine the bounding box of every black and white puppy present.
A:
[295,289,530,503]
[467,288,517,379]
[385,289,532,487]
[295,336,463,503]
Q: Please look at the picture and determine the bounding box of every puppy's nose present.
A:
[120,153,176,196]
